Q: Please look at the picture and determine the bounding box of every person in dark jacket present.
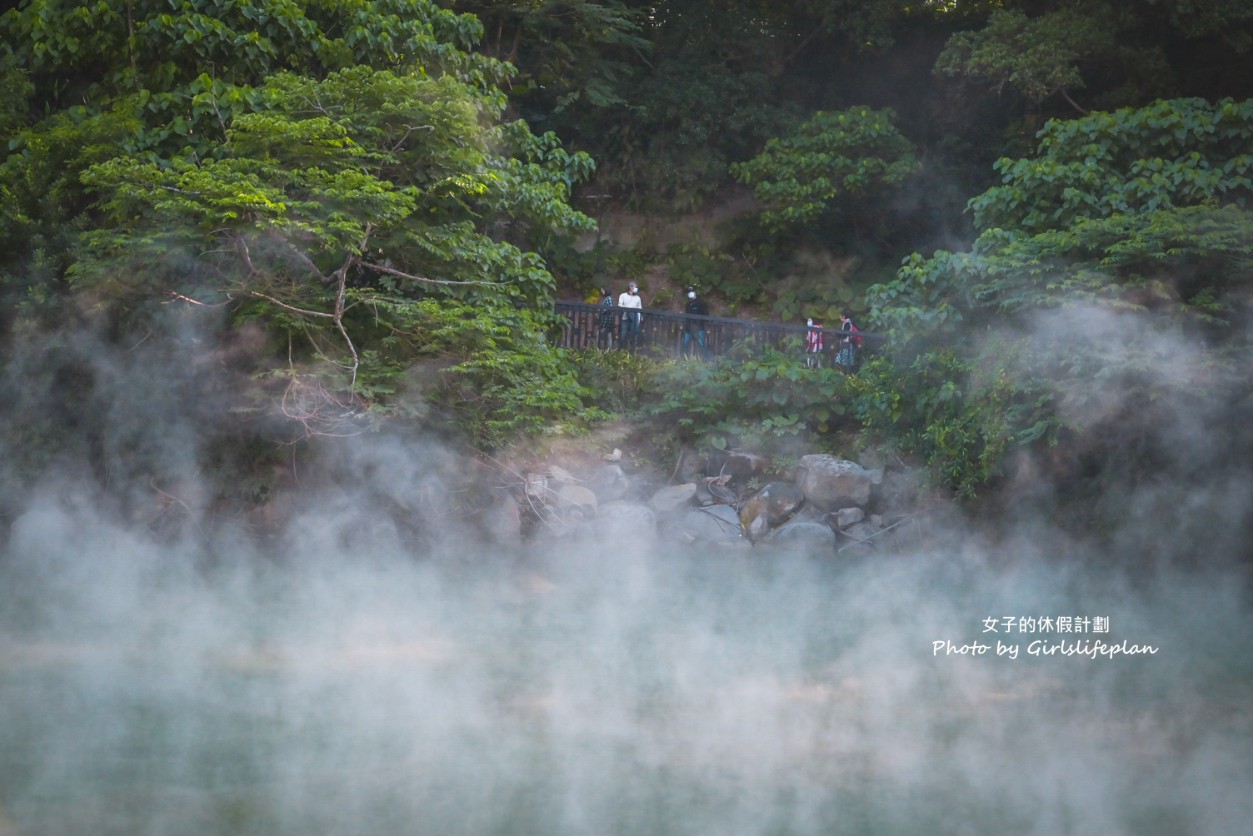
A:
[682,286,709,359]
[597,288,616,349]
[834,311,858,372]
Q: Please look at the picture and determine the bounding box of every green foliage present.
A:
[865,97,1253,497]
[637,343,858,453]
[847,351,1056,499]
[731,107,918,230]
[568,346,660,415]
[769,274,859,325]
[871,98,1253,341]
[576,1,798,212]
[361,298,608,448]
[0,0,608,463]
[935,6,1172,112]
[445,0,650,112]
[666,243,742,301]
[972,98,1253,234]
[66,63,595,382]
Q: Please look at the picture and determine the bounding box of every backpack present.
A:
[849,323,863,348]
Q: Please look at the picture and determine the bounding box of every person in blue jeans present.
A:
[597,288,617,349]
[617,280,643,349]
[682,286,709,359]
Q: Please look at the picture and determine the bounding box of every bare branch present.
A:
[390,124,434,153]
[360,260,508,288]
[277,376,365,441]
[238,289,336,319]
[165,290,229,308]
[1060,88,1089,116]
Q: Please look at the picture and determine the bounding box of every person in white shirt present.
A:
[617,280,643,349]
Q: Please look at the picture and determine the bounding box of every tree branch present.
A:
[1060,88,1089,116]
[359,260,508,287]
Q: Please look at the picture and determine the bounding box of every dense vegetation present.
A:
[2,0,1252,539]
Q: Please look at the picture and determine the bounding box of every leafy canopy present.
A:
[872,97,1253,337]
[731,107,917,231]
[863,97,1253,496]
[1,0,601,450]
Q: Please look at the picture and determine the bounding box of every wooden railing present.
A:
[552,300,883,363]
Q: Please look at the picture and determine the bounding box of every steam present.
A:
[0,307,1250,834]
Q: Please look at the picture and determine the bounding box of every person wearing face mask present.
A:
[804,317,823,368]
[682,286,710,360]
[617,280,643,349]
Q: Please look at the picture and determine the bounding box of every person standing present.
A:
[804,317,823,368]
[682,286,709,359]
[617,280,643,350]
[597,288,617,349]
[834,311,858,372]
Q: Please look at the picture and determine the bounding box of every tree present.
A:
[439,0,650,114]
[731,107,917,231]
[934,0,1253,120]
[0,0,600,450]
[864,97,1253,496]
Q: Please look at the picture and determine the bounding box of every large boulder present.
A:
[760,520,836,553]
[739,481,805,541]
[676,504,747,547]
[587,463,631,502]
[649,483,698,516]
[796,455,872,511]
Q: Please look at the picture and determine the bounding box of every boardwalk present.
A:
[553,300,881,362]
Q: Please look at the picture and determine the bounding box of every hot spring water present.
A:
[1,520,1250,835]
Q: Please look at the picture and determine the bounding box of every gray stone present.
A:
[677,504,745,546]
[710,448,769,484]
[650,483,698,515]
[588,463,631,502]
[837,521,881,553]
[597,500,657,541]
[761,520,836,553]
[556,483,598,517]
[796,454,872,510]
[739,480,806,542]
[834,507,865,528]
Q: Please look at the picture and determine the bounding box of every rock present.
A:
[675,447,707,482]
[548,464,578,484]
[834,507,864,529]
[761,520,836,553]
[838,521,881,553]
[796,455,872,511]
[479,489,522,544]
[676,504,748,547]
[709,448,769,484]
[650,483,697,515]
[739,481,805,541]
[556,483,598,518]
[694,474,736,506]
[596,501,657,541]
[588,463,631,502]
